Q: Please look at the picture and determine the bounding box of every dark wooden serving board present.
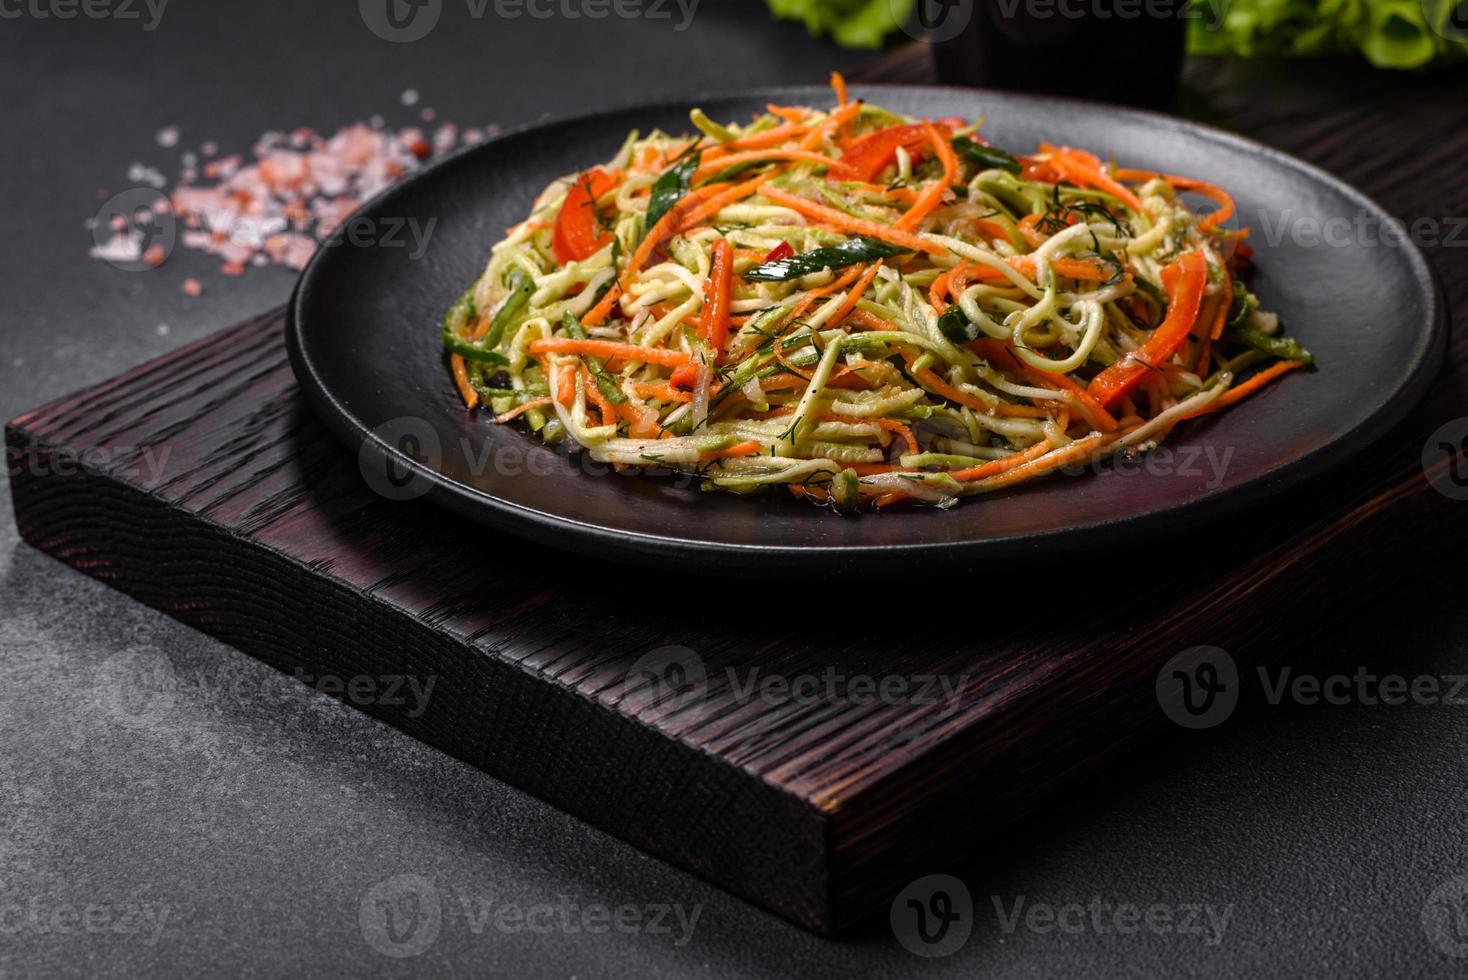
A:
[7,51,1467,934]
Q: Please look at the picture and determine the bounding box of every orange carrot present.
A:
[692,149,855,183]
[873,418,919,455]
[451,355,477,409]
[531,338,692,368]
[624,183,723,279]
[493,397,554,423]
[702,439,763,461]
[825,263,880,327]
[702,238,734,360]
[1045,145,1143,212]
[758,186,947,256]
[959,432,1110,489]
[945,441,1054,482]
[675,171,779,232]
[581,283,623,327]
[1210,271,1233,341]
[629,382,693,403]
[1186,360,1302,418]
[893,121,959,232]
[797,99,863,151]
[830,70,848,106]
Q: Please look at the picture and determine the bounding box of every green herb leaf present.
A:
[951,137,1021,175]
[561,312,628,403]
[1225,326,1314,365]
[742,236,908,282]
[937,306,980,344]
[645,150,700,232]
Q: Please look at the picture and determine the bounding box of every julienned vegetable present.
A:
[442,73,1310,510]
[743,237,909,281]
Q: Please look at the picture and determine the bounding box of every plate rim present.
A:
[286,83,1449,570]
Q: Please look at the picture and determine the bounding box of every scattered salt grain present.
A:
[94,104,487,280]
[126,162,167,188]
[157,323,170,336]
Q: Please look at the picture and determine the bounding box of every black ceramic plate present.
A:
[288,85,1445,573]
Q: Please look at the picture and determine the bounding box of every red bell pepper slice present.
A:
[1086,250,1209,410]
[762,241,794,264]
[552,168,618,264]
[830,121,958,183]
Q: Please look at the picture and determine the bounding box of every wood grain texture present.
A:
[7,52,1467,933]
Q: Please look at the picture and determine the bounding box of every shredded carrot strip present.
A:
[759,186,947,256]
[581,283,623,327]
[826,263,881,327]
[946,441,1054,482]
[692,149,855,183]
[894,121,959,232]
[830,71,848,106]
[1187,361,1302,418]
[451,355,477,409]
[674,171,778,232]
[493,397,554,423]
[624,183,723,279]
[797,99,863,151]
[702,439,763,461]
[531,338,692,368]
